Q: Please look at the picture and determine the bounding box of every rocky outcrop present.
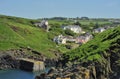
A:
[35,65,97,79]
[19,58,45,71]
[0,48,60,70]
[45,58,58,67]
[0,48,46,61]
[35,49,120,79]
[0,48,43,70]
[0,54,19,69]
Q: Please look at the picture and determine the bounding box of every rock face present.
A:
[0,48,44,70]
[0,54,19,69]
[45,58,58,67]
[35,66,96,79]
[35,49,120,79]
[0,48,59,70]
[19,58,45,72]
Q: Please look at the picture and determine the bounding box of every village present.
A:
[34,19,116,48]
[53,24,114,45]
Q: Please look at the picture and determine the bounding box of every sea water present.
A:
[0,68,50,79]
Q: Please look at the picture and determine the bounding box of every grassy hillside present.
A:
[63,26,120,62]
[0,15,117,59]
[0,15,65,58]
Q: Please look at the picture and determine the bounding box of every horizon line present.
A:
[0,14,120,19]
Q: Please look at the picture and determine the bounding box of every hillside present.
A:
[63,26,120,62]
[61,26,120,78]
[35,26,120,79]
[0,15,63,58]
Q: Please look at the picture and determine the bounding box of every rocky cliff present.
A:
[35,26,120,79]
[0,48,59,70]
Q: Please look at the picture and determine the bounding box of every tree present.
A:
[94,22,99,29]
[89,22,95,27]
[74,21,81,26]
[65,29,75,36]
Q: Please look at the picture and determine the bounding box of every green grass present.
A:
[0,15,63,58]
[48,19,111,25]
[0,14,115,59]
[78,20,111,25]
[63,26,120,62]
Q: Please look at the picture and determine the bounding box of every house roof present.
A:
[94,27,105,31]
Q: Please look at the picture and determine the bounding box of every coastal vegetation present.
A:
[62,26,120,62]
[0,15,120,79]
[0,15,60,58]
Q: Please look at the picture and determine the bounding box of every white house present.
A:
[40,20,48,26]
[53,35,76,44]
[84,33,93,42]
[34,20,49,31]
[93,27,106,33]
[62,25,82,33]
[53,35,67,44]
[76,33,93,44]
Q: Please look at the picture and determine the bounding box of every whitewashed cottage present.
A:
[34,20,50,31]
[62,25,82,33]
[93,27,105,33]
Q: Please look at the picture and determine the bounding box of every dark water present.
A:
[0,68,50,79]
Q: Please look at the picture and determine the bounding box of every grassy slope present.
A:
[48,19,111,25]
[63,26,120,62]
[78,20,111,25]
[0,15,115,58]
[0,15,58,58]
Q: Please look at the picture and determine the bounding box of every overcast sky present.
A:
[0,0,120,19]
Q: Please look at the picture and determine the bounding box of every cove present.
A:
[0,68,50,79]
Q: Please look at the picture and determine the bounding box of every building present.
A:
[76,33,93,44]
[76,36,86,44]
[93,27,105,33]
[53,35,76,44]
[62,25,82,33]
[53,35,67,44]
[34,20,50,31]
[104,25,111,29]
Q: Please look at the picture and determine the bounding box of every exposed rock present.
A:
[45,58,58,67]
[0,50,58,71]
[35,65,97,79]
[19,58,45,72]
[0,54,19,69]
[0,48,60,70]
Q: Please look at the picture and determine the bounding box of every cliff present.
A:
[60,26,120,79]
[35,26,120,79]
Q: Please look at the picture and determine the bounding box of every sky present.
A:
[0,0,120,19]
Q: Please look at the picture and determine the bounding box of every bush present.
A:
[65,29,75,36]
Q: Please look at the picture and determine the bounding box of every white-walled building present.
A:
[76,33,93,44]
[62,25,82,33]
[53,35,67,44]
[34,20,49,31]
[93,27,105,33]
[53,35,76,44]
